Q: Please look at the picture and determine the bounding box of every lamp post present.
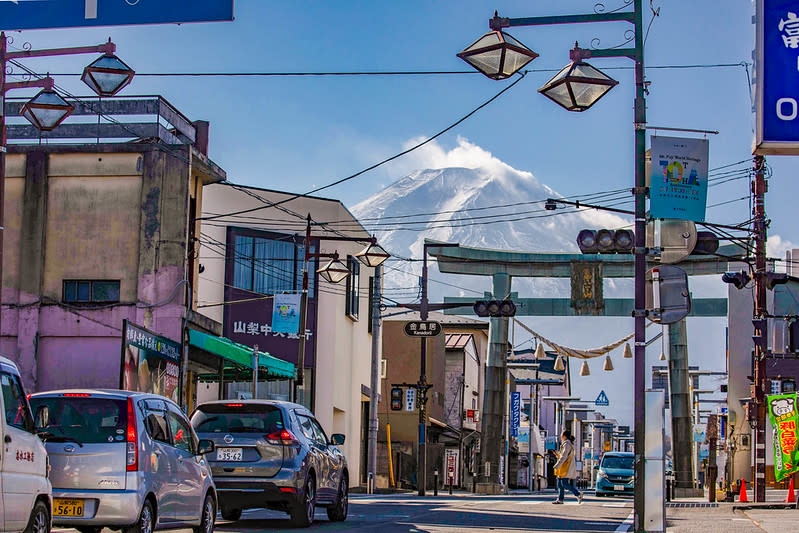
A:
[458,2,647,528]
[293,214,389,494]
[0,33,134,352]
[294,214,390,402]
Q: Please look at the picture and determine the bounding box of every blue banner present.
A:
[271,293,302,334]
[756,1,799,152]
[0,0,233,31]
[649,136,709,223]
[511,392,521,437]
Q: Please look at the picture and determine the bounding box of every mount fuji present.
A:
[351,158,631,300]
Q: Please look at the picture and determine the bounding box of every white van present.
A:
[0,356,51,533]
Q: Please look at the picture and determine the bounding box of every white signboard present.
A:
[445,448,460,486]
[405,388,416,412]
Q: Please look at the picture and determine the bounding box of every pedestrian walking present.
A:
[552,430,583,504]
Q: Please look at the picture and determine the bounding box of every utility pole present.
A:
[367,265,382,494]
[752,155,768,502]
[418,248,431,497]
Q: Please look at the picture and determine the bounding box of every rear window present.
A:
[601,456,634,470]
[191,403,284,434]
[30,396,127,445]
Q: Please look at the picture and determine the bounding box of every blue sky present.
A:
[6,0,797,425]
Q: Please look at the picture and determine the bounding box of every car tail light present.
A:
[225,403,244,407]
[279,487,297,493]
[126,397,138,471]
[63,393,91,397]
[266,429,299,446]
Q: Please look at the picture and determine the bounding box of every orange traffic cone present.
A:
[786,478,796,503]
[739,479,748,503]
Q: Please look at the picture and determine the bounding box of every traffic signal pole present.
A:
[752,155,768,502]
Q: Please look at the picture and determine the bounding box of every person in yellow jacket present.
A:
[552,429,583,504]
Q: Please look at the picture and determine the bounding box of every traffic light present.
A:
[721,270,751,289]
[752,318,768,352]
[473,299,517,317]
[576,229,634,254]
[390,387,403,411]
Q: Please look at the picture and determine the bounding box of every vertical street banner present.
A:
[768,393,799,481]
[120,320,181,403]
[271,293,302,334]
[755,0,799,154]
[649,136,709,222]
[511,392,521,437]
[445,448,460,485]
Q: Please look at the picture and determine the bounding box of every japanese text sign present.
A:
[755,1,799,154]
[120,320,181,403]
[271,293,301,334]
[0,0,233,31]
[649,136,709,222]
[510,392,521,437]
[768,393,799,481]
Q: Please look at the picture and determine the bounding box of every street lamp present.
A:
[316,256,351,284]
[20,84,74,131]
[538,45,619,112]
[81,49,136,97]
[355,241,391,268]
[456,21,539,80]
[0,33,134,356]
[458,3,648,527]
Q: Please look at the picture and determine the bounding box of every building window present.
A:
[345,255,359,319]
[232,233,315,297]
[63,280,120,303]
[783,379,796,393]
[772,379,782,395]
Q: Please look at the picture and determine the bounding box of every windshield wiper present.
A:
[37,432,84,448]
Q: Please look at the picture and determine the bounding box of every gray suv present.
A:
[191,400,348,527]
[29,390,217,533]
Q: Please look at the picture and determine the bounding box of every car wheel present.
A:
[220,508,242,521]
[326,475,348,522]
[24,500,50,533]
[290,474,315,527]
[192,493,216,533]
[77,528,104,533]
[123,500,154,533]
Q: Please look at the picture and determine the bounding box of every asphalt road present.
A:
[54,491,774,532]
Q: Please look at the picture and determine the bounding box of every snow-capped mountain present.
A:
[351,163,630,299]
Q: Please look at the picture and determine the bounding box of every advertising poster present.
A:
[120,320,181,403]
[271,293,302,334]
[768,393,799,481]
[510,392,521,437]
[649,136,709,222]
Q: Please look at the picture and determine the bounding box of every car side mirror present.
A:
[197,439,215,456]
[330,433,345,446]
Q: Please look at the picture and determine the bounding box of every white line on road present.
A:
[615,511,634,532]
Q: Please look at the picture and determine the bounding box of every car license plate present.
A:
[217,447,243,461]
[54,498,84,517]
[613,484,625,491]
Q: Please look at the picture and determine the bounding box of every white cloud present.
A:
[768,234,798,259]
[390,136,539,183]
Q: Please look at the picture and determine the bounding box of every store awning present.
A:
[189,329,295,381]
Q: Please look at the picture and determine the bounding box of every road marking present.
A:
[615,510,634,532]
[603,502,631,507]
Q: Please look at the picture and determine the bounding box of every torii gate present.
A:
[427,240,741,493]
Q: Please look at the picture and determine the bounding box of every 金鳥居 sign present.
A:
[768,393,799,481]
[649,136,709,222]
[755,1,799,154]
[120,320,181,403]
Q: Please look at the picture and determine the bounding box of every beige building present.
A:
[198,183,380,486]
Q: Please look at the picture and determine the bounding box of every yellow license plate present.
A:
[54,498,84,517]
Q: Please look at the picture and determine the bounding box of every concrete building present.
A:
[197,182,380,486]
[1,96,228,397]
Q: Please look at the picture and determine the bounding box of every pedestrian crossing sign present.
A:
[595,390,609,406]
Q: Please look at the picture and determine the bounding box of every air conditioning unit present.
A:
[380,359,387,379]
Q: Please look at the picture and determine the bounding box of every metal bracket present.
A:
[631,309,649,318]
[631,186,649,196]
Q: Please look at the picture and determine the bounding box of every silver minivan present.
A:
[29,390,216,533]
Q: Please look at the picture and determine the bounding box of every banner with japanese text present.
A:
[120,320,181,403]
[768,393,799,481]
[271,293,302,334]
[649,136,709,222]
